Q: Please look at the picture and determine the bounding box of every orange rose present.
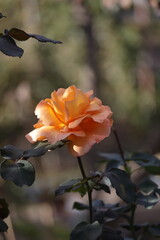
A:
[26,86,113,156]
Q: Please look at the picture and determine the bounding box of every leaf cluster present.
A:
[54,151,160,239]
[0,13,62,57]
[0,199,9,232]
[0,140,68,187]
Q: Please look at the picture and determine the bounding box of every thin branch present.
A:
[112,127,128,171]
[77,156,93,223]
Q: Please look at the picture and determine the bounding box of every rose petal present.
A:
[85,97,102,112]
[68,119,113,156]
[85,89,93,99]
[35,100,63,126]
[68,114,89,129]
[34,120,44,128]
[91,106,113,123]
[62,86,76,101]
[65,87,90,119]
[26,126,70,144]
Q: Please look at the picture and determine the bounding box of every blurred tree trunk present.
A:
[71,0,104,97]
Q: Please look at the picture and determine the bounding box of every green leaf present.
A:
[130,152,160,174]
[0,199,9,219]
[94,209,118,223]
[0,145,24,161]
[139,178,158,194]
[55,179,83,196]
[0,140,69,161]
[73,202,89,211]
[92,200,106,209]
[0,13,6,19]
[137,191,159,209]
[100,153,123,161]
[123,238,133,240]
[72,183,87,197]
[0,218,8,232]
[23,144,48,158]
[7,28,62,44]
[73,200,108,211]
[155,189,160,195]
[70,221,102,240]
[106,159,123,171]
[23,140,69,159]
[99,153,123,170]
[102,226,123,240]
[105,168,136,203]
[121,223,148,231]
[0,160,35,187]
[93,183,110,193]
[148,225,160,237]
[0,35,23,57]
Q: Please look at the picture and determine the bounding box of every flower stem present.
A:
[112,127,137,239]
[130,203,137,240]
[77,156,93,223]
[112,127,128,172]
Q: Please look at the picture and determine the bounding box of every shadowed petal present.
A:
[91,106,113,123]
[35,100,63,126]
[68,119,113,156]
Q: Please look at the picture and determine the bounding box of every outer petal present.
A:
[67,119,113,156]
[85,89,93,99]
[90,106,113,123]
[35,100,63,126]
[68,114,89,129]
[85,97,102,112]
[26,126,71,144]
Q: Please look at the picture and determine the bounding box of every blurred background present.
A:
[0,0,160,239]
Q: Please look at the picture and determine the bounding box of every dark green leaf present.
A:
[0,160,35,187]
[105,168,136,203]
[0,13,6,19]
[92,200,106,209]
[155,189,160,195]
[100,153,123,161]
[106,159,123,171]
[139,178,158,194]
[73,202,89,211]
[137,191,158,208]
[123,238,134,240]
[7,28,62,44]
[1,140,69,161]
[24,140,69,159]
[130,152,160,174]
[99,153,123,170]
[0,199,9,219]
[23,145,48,158]
[0,145,24,161]
[148,225,160,237]
[73,202,89,210]
[94,209,118,223]
[0,35,23,57]
[70,221,102,240]
[73,200,106,211]
[72,183,87,197]
[93,183,110,193]
[121,223,148,231]
[102,226,123,240]
[55,179,82,196]
[0,218,8,232]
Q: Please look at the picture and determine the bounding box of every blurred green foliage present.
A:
[0,0,160,239]
[0,1,160,146]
